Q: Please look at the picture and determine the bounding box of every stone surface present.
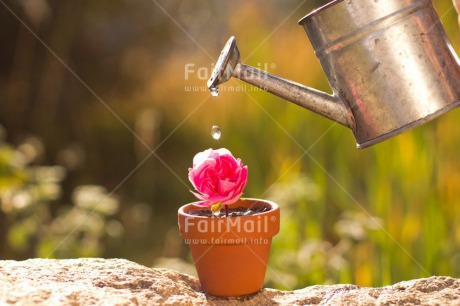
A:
[0,258,459,305]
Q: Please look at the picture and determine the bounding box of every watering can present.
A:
[207,0,460,148]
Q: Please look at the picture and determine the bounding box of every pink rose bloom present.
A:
[188,148,248,207]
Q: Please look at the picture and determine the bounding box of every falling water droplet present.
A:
[210,86,219,97]
[211,125,221,140]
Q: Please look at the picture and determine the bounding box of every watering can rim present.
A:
[298,0,342,25]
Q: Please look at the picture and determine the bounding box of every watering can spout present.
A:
[207,37,352,128]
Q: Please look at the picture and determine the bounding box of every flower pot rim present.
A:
[178,198,279,219]
[178,198,280,241]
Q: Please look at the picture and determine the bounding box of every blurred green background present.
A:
[0,0,459,289]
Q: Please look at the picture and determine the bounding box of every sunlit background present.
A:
[0,0,459,289]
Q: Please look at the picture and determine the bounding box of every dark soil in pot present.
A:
[187,202,271,217]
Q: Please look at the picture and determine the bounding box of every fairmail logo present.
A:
[183,215,274,234]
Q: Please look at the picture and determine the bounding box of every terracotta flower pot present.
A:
[178,198,280,297]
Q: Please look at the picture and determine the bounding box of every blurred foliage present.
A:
[0,130,122,259]
[1,0,460,290]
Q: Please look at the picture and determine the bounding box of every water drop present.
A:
[210,86,219,97]
[211,125,221,140]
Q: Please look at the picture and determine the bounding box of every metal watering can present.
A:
[207,0,460,148]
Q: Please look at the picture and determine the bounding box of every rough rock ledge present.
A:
[0,258,459,305]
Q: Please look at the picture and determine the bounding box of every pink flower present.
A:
[188,148,248,207]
